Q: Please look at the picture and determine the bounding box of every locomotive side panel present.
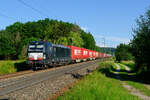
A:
[51,45,71,65]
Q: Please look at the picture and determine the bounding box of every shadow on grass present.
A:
[98,67,150,84]
[14,61,31,72]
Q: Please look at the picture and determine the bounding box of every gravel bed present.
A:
[0,62,99,100]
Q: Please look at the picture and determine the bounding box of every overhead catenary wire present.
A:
[0,12,17,20]
[0,7,21,21]
[17,0,49,18]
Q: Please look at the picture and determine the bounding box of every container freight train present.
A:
[26,41,108,69]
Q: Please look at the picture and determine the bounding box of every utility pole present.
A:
[101,37,106,60]
[104,37,106,55]
[102,37,106,56]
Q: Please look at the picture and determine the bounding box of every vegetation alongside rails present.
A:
[100,47,115,56]
[117,63,126,70]
[0,61,17,74]
[99,60,114,68]
[115,44,134,63]
[57,61,140,100]
[112,8,150,76]
[120,61,135,71]
[0,60,28,75]
[113,7,150,78]
[130,8,150,74]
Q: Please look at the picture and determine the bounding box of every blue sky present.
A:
[0,0,150,47]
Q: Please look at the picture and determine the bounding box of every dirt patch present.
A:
[122,82,150,100]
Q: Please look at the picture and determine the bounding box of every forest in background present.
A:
[0,18,104,60]
[100,47,115,56]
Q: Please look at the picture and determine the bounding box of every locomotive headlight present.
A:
[37,53,43,58]
[28,53,33,58]
[28,53,34,60]
[37,53,44,60]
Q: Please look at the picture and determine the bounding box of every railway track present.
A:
[0,70,33,80]
[0,59,101,96]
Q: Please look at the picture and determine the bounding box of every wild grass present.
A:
[57,61,140,100]
[99,60,114,68]
[117,63,126,70]
[0,60,26,75]
[120,61,135,71]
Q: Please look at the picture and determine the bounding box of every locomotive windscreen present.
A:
[28,44,44,52]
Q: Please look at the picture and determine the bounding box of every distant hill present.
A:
[100,47,115,56]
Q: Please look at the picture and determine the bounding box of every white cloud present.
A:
[81,27,88,32]
[94,34,131,48]
[94,34,130,43]
[96,43,107,48]
[106,36,130,43]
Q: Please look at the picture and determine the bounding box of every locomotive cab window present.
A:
[28,44,44,52]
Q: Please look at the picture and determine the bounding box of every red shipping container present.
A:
[99,52,102,58]
[101,53,105,58]
[82,48,89,59]
[88,50,93,59]
[67,46,83,60]
[104,53,106,58]
[96,52,99,58]
[92,51,95,58]
[92,51,97,58]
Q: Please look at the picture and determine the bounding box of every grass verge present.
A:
[57,61,140,100]
[117,63,126,70]
[120,61,135,71]
[0,60,27,75]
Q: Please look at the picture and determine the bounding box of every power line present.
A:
[0,12,17,20]
[17,0,49,18]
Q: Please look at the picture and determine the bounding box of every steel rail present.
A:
[0,70,33,80]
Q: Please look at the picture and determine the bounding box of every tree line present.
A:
[115,8,150,73]
[115,44,133,62]
[0,18,100,60]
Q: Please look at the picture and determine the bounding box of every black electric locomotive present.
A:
[26,41,71,69]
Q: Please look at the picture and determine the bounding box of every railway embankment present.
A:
[57,60,150,100]
[56,61,140,100]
